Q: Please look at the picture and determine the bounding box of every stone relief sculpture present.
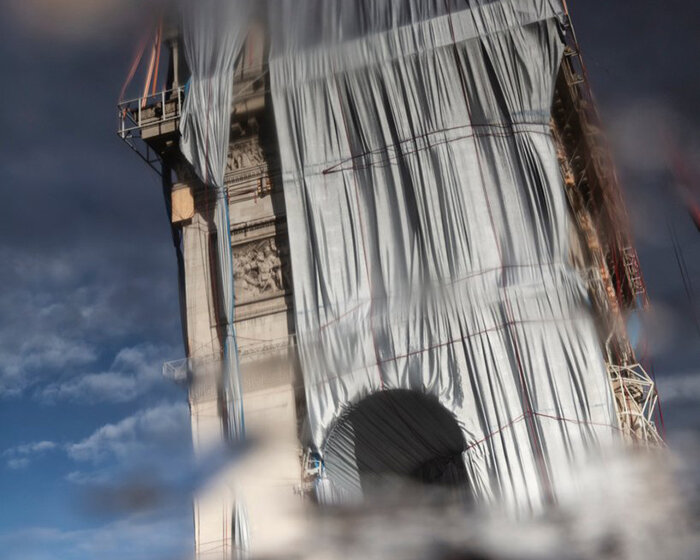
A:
[227,139,265,172]
[233,237,290,302]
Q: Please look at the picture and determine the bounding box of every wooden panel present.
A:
[172,183,195,223]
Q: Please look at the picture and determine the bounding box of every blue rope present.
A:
[220,187,246,439]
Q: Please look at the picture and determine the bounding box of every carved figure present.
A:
[233,237,289,301]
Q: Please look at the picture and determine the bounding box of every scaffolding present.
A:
[117,86,185,173]
[556,3,662,444]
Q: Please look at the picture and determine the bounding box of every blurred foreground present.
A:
[227,440,699,560]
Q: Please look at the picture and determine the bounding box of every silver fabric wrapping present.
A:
[179,0,252,550]
[179,0,252,438]
[270,0,619,512]
[180,0,252,188]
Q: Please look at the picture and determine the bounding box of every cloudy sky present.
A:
[1,1,699,559]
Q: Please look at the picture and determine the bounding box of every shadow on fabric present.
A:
[322,389,471,502]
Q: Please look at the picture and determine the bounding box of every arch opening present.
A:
[321,390,470,502]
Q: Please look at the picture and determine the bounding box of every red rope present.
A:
[465,410,621,453]
[118,25,152,103]
[151,23,163,96]
[465,413,527,451]
[141,32,158,108]
[322,121,551,175]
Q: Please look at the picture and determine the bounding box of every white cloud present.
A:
[66,401,190,465]
[0,333,97,397]
[6,457,30,470]
[65,469,112,486]
[63,401,192,507]
[4,402,190,479]
[0,245,181,400]
[11,441,57,454]
[38,343,177,404]
[3,440,58,469]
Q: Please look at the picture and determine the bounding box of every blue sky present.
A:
[1,1,699,559]
[1,2,193,559]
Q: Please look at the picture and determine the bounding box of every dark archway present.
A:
[322,390,470,501]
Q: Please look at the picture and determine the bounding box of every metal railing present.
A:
[118,85,185,139]
[115,61,268,175]
[116,86,185,174]
[116,62,266,140]
[162,357,191,383]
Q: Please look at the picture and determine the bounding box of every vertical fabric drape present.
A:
[270,0,618,512]
[180,0,253,439]
[179,0,254,551]
[180,0,251,187]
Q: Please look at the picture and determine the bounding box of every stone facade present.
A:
[166,43,303,558]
